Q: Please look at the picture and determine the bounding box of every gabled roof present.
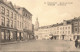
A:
[23,7,32,16]
[7,1,14,9]
[0,0,17,13]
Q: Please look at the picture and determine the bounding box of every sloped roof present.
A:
[0,0,18,13]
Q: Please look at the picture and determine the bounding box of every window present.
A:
[74,22,78,26]
[14,14,16,20]
[22,23,23,28]
[1,16,5,26]
[63,27,64,30]
[57,31,59,34]
[6,9,9,16]
[63,31,64,34]
[1,6,5,14]
[6,18,9,27]
[11,20,13,28]
[20,22,21,28]
[68,31,70,34]
[11,12,13,18]
[57,27,59,30]
[14,21,16,28]
[66,31,67,34]
[18,21,19,28]
[75,28,78,31]
[66,27,67,29]
[68,27,70,29]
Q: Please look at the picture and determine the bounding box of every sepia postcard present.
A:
[0,0,80,52]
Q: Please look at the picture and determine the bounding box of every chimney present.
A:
[63,20,67,25]
[74,17,77,19]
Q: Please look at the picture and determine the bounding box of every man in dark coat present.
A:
[75,38,78,48]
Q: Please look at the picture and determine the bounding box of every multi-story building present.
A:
[72,17,80,40]
[35,21,73,40]
[0,0,32,42]
[50,20,73,40]
[14,6,33,40]
[34,18,75,40]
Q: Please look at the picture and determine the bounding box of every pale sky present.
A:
[8,0,80,27]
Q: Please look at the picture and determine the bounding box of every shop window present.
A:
[1,31,5,40]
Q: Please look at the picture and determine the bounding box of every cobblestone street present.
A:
[0,40,80,52]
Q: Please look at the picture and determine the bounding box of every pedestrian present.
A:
[75,38,78,48]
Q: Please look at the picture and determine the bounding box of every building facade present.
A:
[0,0,32,42]
[35,18,80,40]
[72,17,80,40]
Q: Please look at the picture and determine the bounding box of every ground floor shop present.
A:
[49,34,73,41]
[52,35,59,40]
[0,30,24,42]
[58,35,73,41]
[0,26,33,43]
[73,35,80,40]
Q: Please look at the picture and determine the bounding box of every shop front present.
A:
[17,31,24,41]
[61,35,65,40]
[1,29,16,42]
[53,35,59,40]
[74,35,80,40]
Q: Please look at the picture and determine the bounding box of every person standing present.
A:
[75,38,78,48]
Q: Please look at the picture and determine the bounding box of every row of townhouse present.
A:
[0,0,33,42]
[35,17,80,40]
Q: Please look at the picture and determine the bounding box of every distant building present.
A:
[34,17,80,40]
[0,0,32,42]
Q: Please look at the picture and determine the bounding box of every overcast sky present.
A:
[8,0,80,27]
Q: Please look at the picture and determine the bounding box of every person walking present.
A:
[75,38,78,48]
